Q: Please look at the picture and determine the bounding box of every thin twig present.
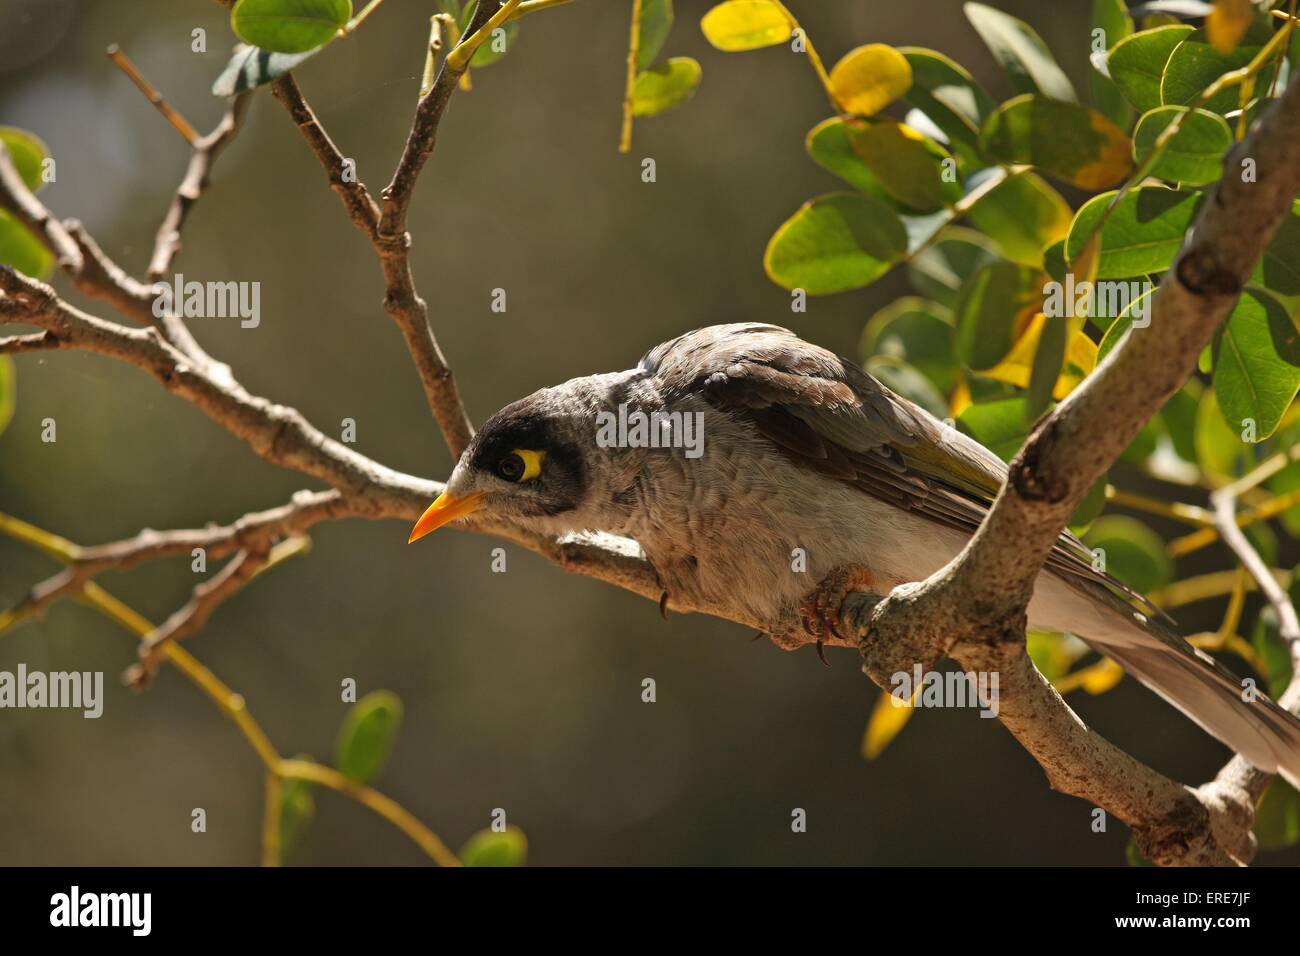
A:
[106,45,200,145]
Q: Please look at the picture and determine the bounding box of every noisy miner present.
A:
[410,322,1300,785]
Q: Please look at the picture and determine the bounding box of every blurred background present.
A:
[1,0,1295,865]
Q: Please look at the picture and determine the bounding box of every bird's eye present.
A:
[496,448,545,482]
[496,453,525,482]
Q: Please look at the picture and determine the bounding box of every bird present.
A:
[409,322,1300,786]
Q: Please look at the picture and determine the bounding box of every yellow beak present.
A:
[408,490,486,543]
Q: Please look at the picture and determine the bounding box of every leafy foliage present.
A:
[692,0,1300,857]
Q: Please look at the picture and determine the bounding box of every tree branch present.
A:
[839,72,1300,865]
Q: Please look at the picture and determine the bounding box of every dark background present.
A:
[1,0,1293,865]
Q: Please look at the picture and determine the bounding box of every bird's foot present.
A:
[799,564,877,666]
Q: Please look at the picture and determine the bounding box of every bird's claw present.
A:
[798,564,877,667]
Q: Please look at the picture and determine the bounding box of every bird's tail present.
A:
[1033,573,1300,789]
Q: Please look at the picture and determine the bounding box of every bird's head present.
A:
[408,374,635,543]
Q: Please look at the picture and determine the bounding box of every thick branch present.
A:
[841,73,1300,866]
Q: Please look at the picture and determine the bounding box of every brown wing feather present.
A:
[640,323,1166,619]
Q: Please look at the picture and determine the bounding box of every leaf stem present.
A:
[619,0,643,154]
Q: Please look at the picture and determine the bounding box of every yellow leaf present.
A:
[983,312,1098,399]
[829,43,912,117]
[1206,0,1254,54]
[949,377,972,418]
[700,0,792,52]
[861,687,915,760]
[1080,658,1125,694]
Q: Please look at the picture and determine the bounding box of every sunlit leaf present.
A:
[861,296,958,394]
[212,43,320,96]
[846,118,960,212]
[1108,24,1194,113]
[862,688,915,760]
[965,171,1072,266]
[1084,515,1173,592]
[637,0,674,70]
[1066,187,1200,277]
[231,0,351,54]
[335,690,403,784]
[1212,288,1300,440]
[1255,778,1300,850]
[1132,105,1231,185]
[899,47,996,167]
[1205,0,1254,55]
[1090,0,1135,128]
[631,57,701,116]
[829,43,912,117]
[1161,24,1270,114]
[459,826,528,866]
[0,127,50,192]
[980,95,1133,190]
[954,260,1044,370]
[764,193,907,294]
[964,2,1076,101]
[699,0,791,51]
[0,210,54,280]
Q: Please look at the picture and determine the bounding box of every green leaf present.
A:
[980,95,1133,190]
[459,826,528,866]
[212,43,321,96]
[1162,379,1201,462]
[0,127,51,192]
[1097,286,1157,363]
[806,117,896,203]
[1212,289,1300,440]
[1195,386,1249,481]
[631,57,701,116]
[279,754,316,860]
[0,210,54,279]
[231,0,351,54]
[1126,837,1156,866]
[906,228,999,307]
[764,193,907,295]
[847,118,959,212]
[965,171,1072,266]
[1090,0,1135,129]
[0,356,14,438]
[866,355,949,418]
[899,47,995,168]
[1255,778,1300,851]
[637,0,674,71]
[861,296,958,394]
[954,261,1044,370]
[1108,24,1194,113]
[1066,187,1200,278]
[1161,24,1270,114]
[964,2,1076,101]
[335,690,403,784]
[469,21,518,67]
[828,44,913,117]
[1083,515,1173,592]
[1253,204,1300,297]
[1042,238,1067,282]
[957,396,1035,460]
[1026,313,1067,420]
[1069,473,1109,533]
[1251,603,1296,698]
[1132,105,1231,185]
[699,0,790,51]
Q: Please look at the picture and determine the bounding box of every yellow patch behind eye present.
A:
[511,448,546,481]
